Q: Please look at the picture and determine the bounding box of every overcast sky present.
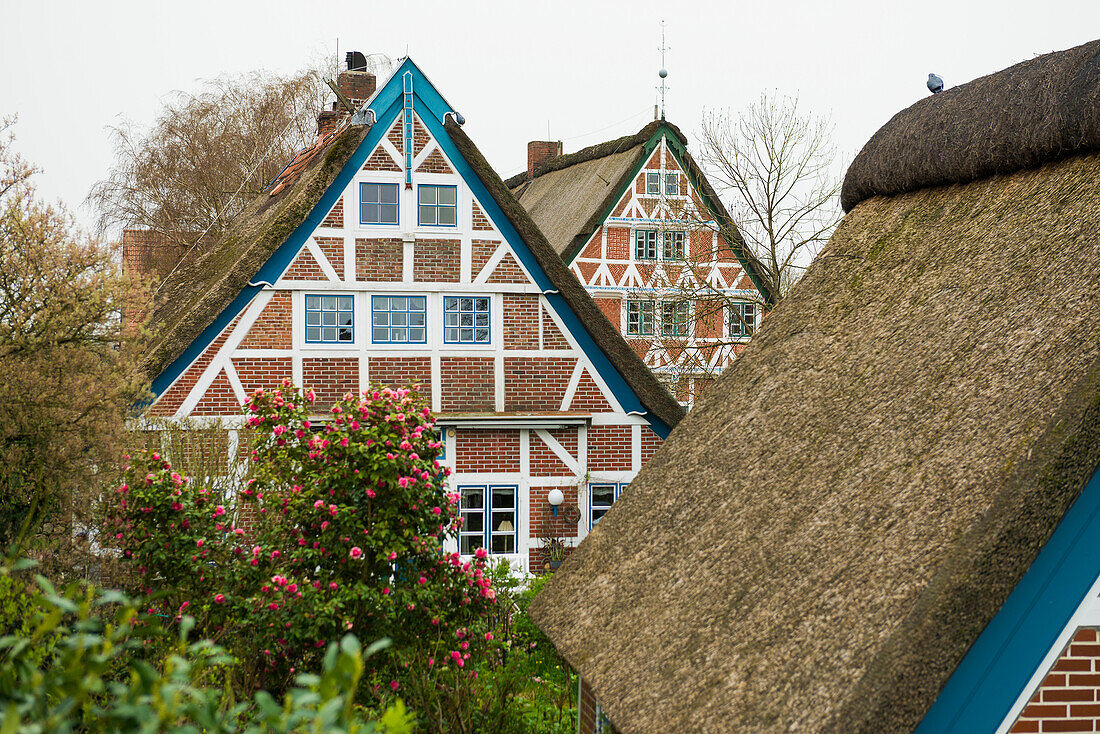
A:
[3,0,1100,233]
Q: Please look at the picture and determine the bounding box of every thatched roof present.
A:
[531,43,1100,734]
[842,38,1100,212]
[445,119,685,430]
[145,120,367,382]
[507,120,778,305]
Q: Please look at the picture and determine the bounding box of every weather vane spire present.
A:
[658,21,669,120]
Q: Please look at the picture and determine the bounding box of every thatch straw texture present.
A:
[842,39,1100,212]
[531,151,1100,733]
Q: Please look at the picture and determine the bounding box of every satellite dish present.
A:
[659,68,668,79]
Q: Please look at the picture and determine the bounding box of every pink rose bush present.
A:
[110,382,498,696]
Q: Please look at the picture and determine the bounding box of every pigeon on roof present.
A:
[928,73,944,93]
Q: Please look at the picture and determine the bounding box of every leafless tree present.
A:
[698,93,842,298]
[89,55,394,251]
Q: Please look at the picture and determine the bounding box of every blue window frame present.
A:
[359,182,399,225]
[590,482,628,528]
[459,485,517,555]
[730,301,757,338]
[371,295,426,343]
[305,294,354,343]
[443,296,490,344]
[417,184,457,226]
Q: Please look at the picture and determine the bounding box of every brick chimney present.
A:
[316,51,378,136]
[527,140,563,179]
[121,229,188,281]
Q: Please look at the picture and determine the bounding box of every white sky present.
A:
[3,0,1100,233]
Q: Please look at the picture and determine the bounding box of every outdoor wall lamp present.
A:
[547,489,564,517]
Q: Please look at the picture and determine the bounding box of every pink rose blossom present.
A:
[349,547,362,559]
[214,594,225,604]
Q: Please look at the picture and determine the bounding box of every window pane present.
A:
[323,311,336,326]
[338,295,353,310]
[338,328,353,342]
[419,205,435,225]
[444,297,458,310]
[445,327,459,342]
[460,328,474,342]
[391,312,407,326]
[373,327,389,341]
[322,327,337,341]
[419,187,434,204]
[307,311,321,326]
[475,298,488,312]
[592,485,615,505]
[409,327,426,341]
[380,204,398,223]
[592,508,609,524]
[460,535,483,555]
[439,207,456,225]
[410,297,426,312]
[322,296,336,310]
[462,489,484,509]
[491,535,515,554]
[439,187,456,205]
[409,312,425,326]
[460,297,473,311]
[306,295,320,310]
[390,297,406,311]
[380,185,398,204]
[306,326,320,341]
[391,328,407,342]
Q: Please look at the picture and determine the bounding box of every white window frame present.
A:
[458,484,518,556]
[589,482,627,529]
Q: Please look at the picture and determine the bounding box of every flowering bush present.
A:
[110,383,498,702]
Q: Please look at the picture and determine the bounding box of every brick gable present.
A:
[192,369,238,416]
[149,314,241,416]
[413,239,460,282]
[321,198,344,228]
[471,239,499,278]
[363,146,401,172]
[472,201,493,230]
[283,248,328,280]
[1009,628,1100,733]
[542,313,571,350]
[356,238,403,281]
[416,148,453,174]
[304,357,358,407]
[233,357,293,395]
[503,358,572,411]
[314,237,343,280]
[503,294,539,350]
[239,292,292,349]
[486,251,530,284]
[570,370,614,412]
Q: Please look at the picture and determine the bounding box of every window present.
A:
[634,229,657,260]
[626,300,655,336]
[359,182,398,225]
[590,482,628,528]
[371,295,426,343]
[418,184,457,226]
[444,296,490,343]
[645,172,660,195]
[459,485,517,555]
[730,302,757,338]
[662,300,689,337]
[662,230,685,260]
[305,294,354,343]
[665,173,680,196]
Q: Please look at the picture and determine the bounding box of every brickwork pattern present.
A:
[638,198,660,218]
[413,239,460,282]
[529,483,579,540]
[503,294,539,350]
[472,201,493,230]
[663,148,681,171]
[240,292,292,349]
[356,238,403,281]
[454,429,520,473]
[283,248,327,280]
[612,192,630,217]
[413,116,431,157]
[579,677,599,734]
[368,356,430,393]
[530,429,578,477]
[193,370,239,416]
[1010,627,1100,733]
[593,297,621,331]
[640,426,664,467]
[607,263,627,284]
[487,252,530,284]
[570,371,613,412]
[542,314,571,350]
[387,114,404,148]
[503,358,572,411]
[606,227,629,260]
[690,229,715,260]
[440,357,494,412]
[580,234,601,258]
[472,239,499,278]
[588,425,632,471]
[416,149,453,174]
[644,149,661,169]
[314,237,343,279]
[304,357,359,407]
[232,357,293,395]
[364,147,401,171]
[321,199,344,228]
[149,315,240,416]
[575,261,598,285]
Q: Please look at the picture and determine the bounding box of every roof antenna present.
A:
[657,20,669,120]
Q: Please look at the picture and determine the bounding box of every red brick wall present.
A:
[503,294,539,350]
[579,677,599,734]
[387,115,403,148]
[416,149,453,174]
[640,426,663,465]
[1009,627,1100,733]
[696,297,724,339]
[691,228,715,261]
[356,238,403,281]
[440,357,494,412]
[487,253,529,284]
[413,117,430,157]
[530,429,577,477]
[472,202,493,231]
[542,316,571,350]
[240,292,292,349]
[529,482,578,543]
[579,233,601,259]
[304,357,358,407]
[314,237,343,279]
[232,357,293,395]
[593,297,621,331]
[503,358,572,411]
[588,425,632,471]
[413,239,460,282]
[472,239,499,277]
[193,370,239,416]
[283,248,327,280]
[363,147,401,172]
[606,227,629,260]
[369,356,431,393]
[454,429,520,473]
[321,199,343,228]
[571,371,613,411]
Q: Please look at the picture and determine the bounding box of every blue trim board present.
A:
[148,57,671,440]
[917,466,1100,733]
